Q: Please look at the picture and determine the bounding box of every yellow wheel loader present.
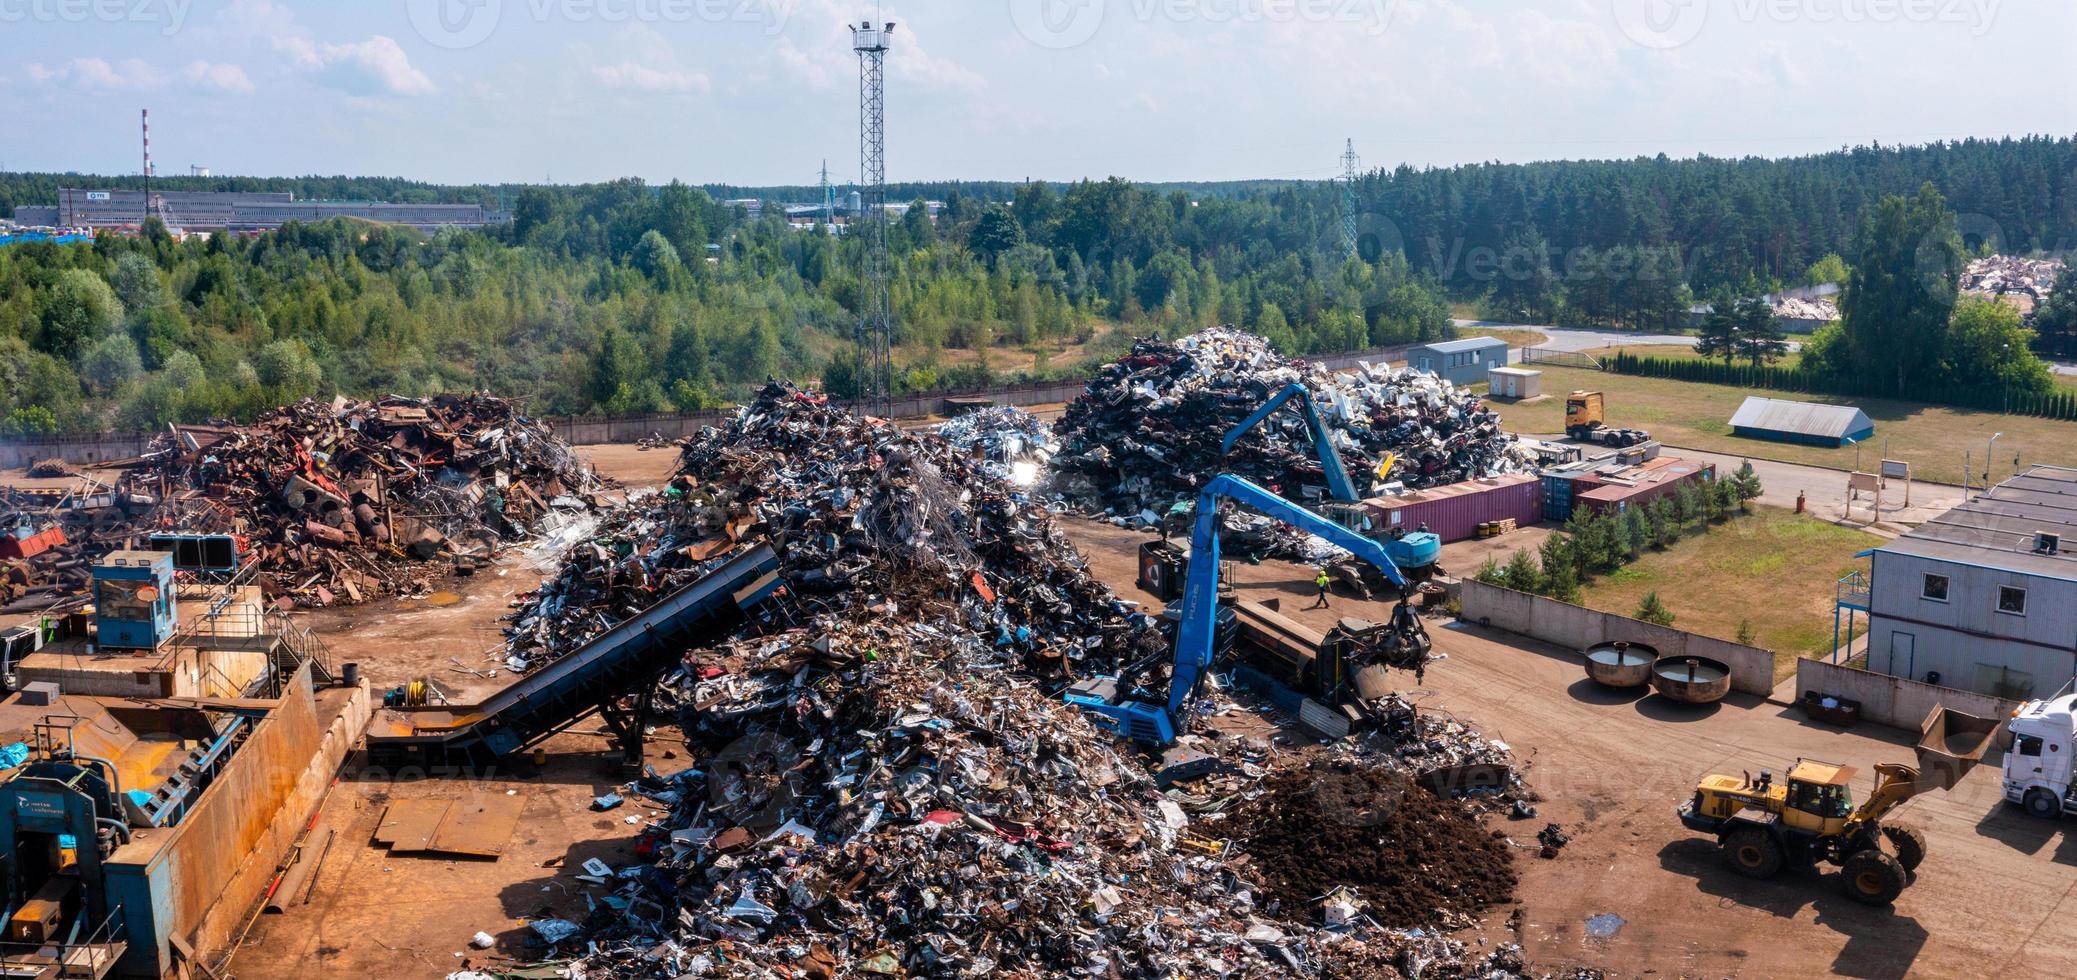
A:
[1677,706,2003,905]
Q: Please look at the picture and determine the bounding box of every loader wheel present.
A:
[1881,825,1927,871]
[1841,849,1908,906]
[1721,827,1784,880]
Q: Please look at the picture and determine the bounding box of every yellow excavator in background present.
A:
[1676,705,2004,905]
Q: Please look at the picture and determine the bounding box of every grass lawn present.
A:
[1459,325,1551,349]
[1582,344,1809,371]
[1486,363,2077,487]
[1575,507,1880,678]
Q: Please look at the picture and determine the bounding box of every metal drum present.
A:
[1650,655,1732,704]
[1583,641,1657,688]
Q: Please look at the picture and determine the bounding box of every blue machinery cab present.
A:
[90,553,177,652]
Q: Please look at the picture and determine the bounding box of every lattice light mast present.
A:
[851,19,895,409]
[1340,138,1361,259]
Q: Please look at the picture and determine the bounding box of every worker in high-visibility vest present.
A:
[1309,567,1332,609]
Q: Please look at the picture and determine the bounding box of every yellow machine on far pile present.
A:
[1677,705,2003,905]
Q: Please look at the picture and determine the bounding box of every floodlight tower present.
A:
[1340,138,1361,259]
[851,19,895,410]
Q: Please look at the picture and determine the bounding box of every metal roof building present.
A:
[1729,396,1874,447]
[1408,337,1509,385]
[1859,466,2077,699]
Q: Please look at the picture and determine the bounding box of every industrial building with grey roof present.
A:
[1860,465,2077,700]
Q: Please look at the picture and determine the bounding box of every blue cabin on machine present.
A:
[92,551,177,650]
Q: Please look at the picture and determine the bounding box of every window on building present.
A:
[2015,734,2043,757]
[1998,586,2028,615]
[1921,574,1949,602]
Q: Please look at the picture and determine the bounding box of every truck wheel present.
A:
[1881,825,1927,871]
[1721,827,1784,879]
[1841,850,1907,906]
[2024,789,2060,819]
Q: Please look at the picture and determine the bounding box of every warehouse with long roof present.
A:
[1729,396,1874,447]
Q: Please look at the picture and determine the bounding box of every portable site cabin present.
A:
[1409,338,1509,385]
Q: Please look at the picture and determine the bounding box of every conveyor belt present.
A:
[364,543,782,767]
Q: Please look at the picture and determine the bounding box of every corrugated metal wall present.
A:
[1364,476,1543,543]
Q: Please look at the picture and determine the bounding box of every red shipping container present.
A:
[1576,459,1716,516]
[1362,474,1544,544]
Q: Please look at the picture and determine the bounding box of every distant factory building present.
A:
[1729,396,1874,448]
[31,189,509,233]
[1856,465,2077,699]
[1408,337,1509,385]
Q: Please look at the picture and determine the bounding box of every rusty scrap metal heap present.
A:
[135,394,600,605]
[497,382,1538,979]
[1051,328,1530,523]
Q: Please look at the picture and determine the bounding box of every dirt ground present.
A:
[1064,517,2077,980]
[574,443,682,490]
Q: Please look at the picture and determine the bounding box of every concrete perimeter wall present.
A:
[1458,579,1776,697]
[1795,657,2020,742]
[0,342,1426,466]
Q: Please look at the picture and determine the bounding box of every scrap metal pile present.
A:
[486,382,1539,978]
[1964,255,2063,319]
[934,406,1058,488]
[1051,328,1531,524]
[131,394,601,605]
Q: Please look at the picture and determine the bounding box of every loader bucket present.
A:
[1914,705,2005,791]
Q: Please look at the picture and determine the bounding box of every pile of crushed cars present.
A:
[1050,328,1532,527]
[483,382,1553,979]
[126,394,604,605]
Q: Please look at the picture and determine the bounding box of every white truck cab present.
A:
[2004,689,2077,819]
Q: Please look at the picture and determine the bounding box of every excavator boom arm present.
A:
[1166,474,1412,716]
[1220,383,1359,502]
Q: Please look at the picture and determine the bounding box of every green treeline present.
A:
[4,135,2073,436]
[0,176,1448,435]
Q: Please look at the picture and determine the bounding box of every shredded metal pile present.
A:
[130,394,601,605]
[478,383,1546,978]
[1050,328,1531,525]
[934,406,1058,489]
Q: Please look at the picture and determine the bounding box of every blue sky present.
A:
[4,0,2071,185]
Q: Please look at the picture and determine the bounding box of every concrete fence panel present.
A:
[1796,658,2019,742]
[1459,580,1775,697]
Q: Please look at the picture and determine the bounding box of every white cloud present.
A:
[593,63,711,94]
[25,57,163,91]
[279,35,435,96]
[185,61,256,94]
[585,26,712,94]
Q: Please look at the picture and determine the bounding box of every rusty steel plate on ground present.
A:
[427,793,527,857]
[374,799,449,853]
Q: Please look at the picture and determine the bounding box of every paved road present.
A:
[1461,318,2077,376]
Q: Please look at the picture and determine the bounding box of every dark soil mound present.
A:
[1234,759,1518,928]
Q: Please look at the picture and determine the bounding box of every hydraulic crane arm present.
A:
[1220,383,1359,502]
[1165,473,1413,717]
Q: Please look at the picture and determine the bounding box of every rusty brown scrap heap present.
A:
[509,382,1542,980]
[134,393,603,605]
